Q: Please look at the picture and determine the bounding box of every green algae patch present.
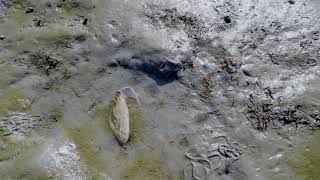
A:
[32,30,86,49]
[179,136,189,147]
[169,175,183,180]
[66,124,108,177]
[0,138,23,162]
[91,102,113,134]
[0,89,31,116]
[11,0,30,8]
[119,150,183,180]
[2,157,51,180]
[0,133,42,162]
[57,0,96,15]
[12,170,50,180]
[127,99,144,144]
[0,133,49,180]
[0,63,23,88]
[4,0,34,26]
[120,153,167,180]
[284,132,320,179]
[14,29,86,50]
[49,107,64,122]
[78,63,96,88]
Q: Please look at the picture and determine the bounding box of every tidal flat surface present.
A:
[0,0,319,179]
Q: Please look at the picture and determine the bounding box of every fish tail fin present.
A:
[121,87,141,106]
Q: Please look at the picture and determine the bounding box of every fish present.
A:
[109,87,139,145]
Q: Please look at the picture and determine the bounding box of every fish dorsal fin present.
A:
[121,87,141,106]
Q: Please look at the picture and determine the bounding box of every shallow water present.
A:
[0,0,319,179]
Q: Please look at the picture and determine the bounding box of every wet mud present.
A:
[0,0,319,179]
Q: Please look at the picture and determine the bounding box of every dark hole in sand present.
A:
[111,49,182,85]
[224,16,232,24]
[288,0,295,5]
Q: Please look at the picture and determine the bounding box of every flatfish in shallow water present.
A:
[109,87,139,145]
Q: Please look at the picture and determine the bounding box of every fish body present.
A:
[110,90,130,144]
[109,87,140,145]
